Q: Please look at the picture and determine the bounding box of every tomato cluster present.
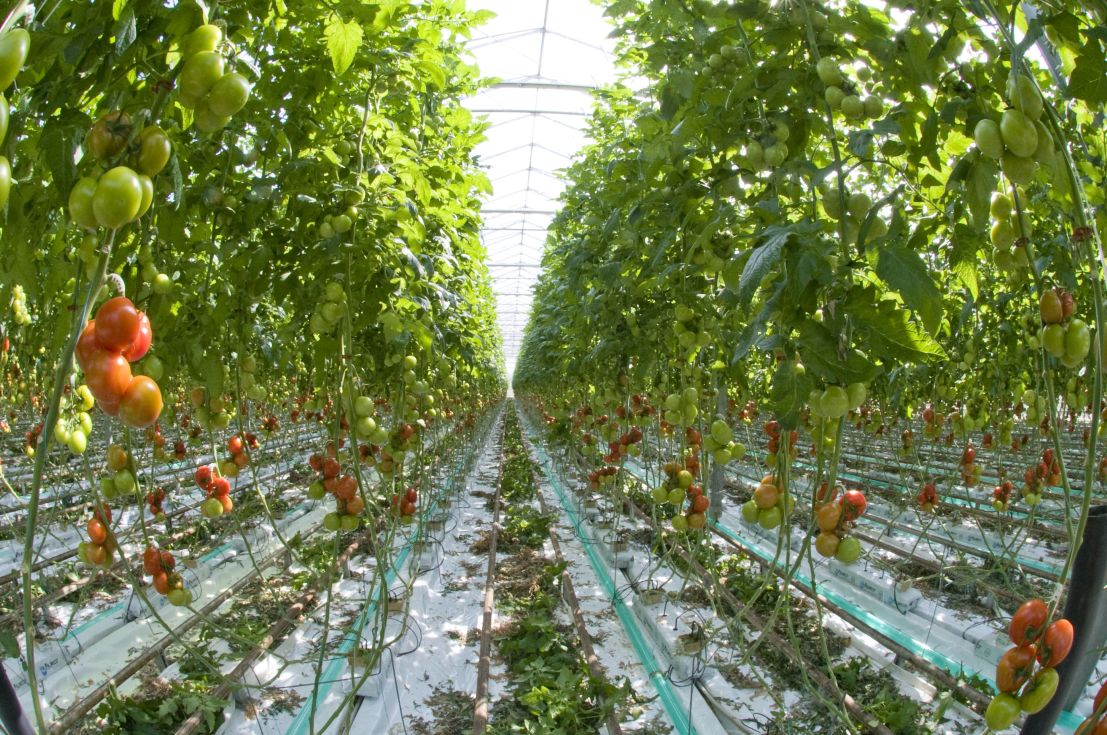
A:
[762,419,797,469]
[177,24,252,132]
[142,546,191,607]
[145,487,166,518]
[195,464,233,518]
[308,450,365,531]
[77,504,115,569]
[9,283,29,326]
[100,444,137,502]
[652,459,708,532]
[220,433,256,478]
[0,28,30,209]
[959,443,982,487]
[189,387,234,430]
[741,472,791,533]
[916,482,939,512]
[387,486,418,526]
[986,598,1073,730]
[76,297,163,428]
[589,465,618,490]
[1020,447,1060,508]
[810,484,866,564]
[1038,287,1090,369]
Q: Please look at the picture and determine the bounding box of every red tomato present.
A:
[84,350,133,406]
[322,458,340,478]
[1010,598,1049,646]
[195,465,213,488]
[118,376,163,428]
[94,297,141,352]
[152,571,170,594]
[1037,619,1074,667]
[996,645,1037,693]
[159,550,175,571]
[86,543,107,566]
[219,495,234,513]
[228,436,244,455]
[121,312,152,362]
[405,488,418,504]
[76,321,99,370]
[142,546,161,575]
[401,500,416,516]
[211,476,231,497]
[87,518,108,545]
[840,489,867,521]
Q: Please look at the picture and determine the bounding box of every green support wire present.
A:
[522,416,699,735]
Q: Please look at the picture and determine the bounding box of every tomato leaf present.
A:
[797,321,880,384]
[324,14,364,75]
[876,243,942,335]
[769,361,812,430]
[1068,42,1107,105]
[851,298,947,363]
[966,154,997,231]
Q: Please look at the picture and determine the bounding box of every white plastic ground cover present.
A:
[344,421,507,734]
[205,415,499,734]
[5,496,326,723]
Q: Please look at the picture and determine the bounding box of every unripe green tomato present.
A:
[114,469,136,493]
[741,500,759,523]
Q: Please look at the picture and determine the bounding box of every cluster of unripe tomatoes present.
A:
[985,598,1073,730]
[195,464,233,518]
[1038,287,1090,369]
[741,472,791,532]
[142,545,191,607]
[653,461,709,532]
[76,296,162,428]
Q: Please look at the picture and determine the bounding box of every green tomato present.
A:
[136,126,172,176]
[0,94,7,145]
[741,500,759,523]
[114,469,136,493]
[201,497,224,517]
[207,72,251,117]
[986,693,1021,730]
[710,419,732,445]
[183,24,222,56]
[340,514,360,531]
[323,512,342,531]
[1002,151,1037,186]
[652,486,670,504]
[67,430,87,455]
[671,514,689,532]
[93,167,142,229]
[179,51,225,103]
[835,536,862,563]
[354,396,374,417]
[758,507,782,529]
[1065,319,1091,362]
[0,29,30,91]
[143,355,164,381]
[71,176,105,228]
[1042,324,1066,358]
[822,386,850,418]
[667,487,685,506]
[167,588,192,607]
[0,154,11,209]
[193,98,230,133]
[1000,109,1039,158]
[136,174,154,218]
[77,411,93,435]
[974,119,1004,159]
[1020,668,1059,714]
[846,382,867,409]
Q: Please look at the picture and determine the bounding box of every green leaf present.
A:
[324,14,364,75]
[737,227,788,306]
[1068,42,1107,105]
[769,361,812,430]
[852,299,947,363]
[797,321,880,384]
[875,243,942,335]
[966,155,997,231]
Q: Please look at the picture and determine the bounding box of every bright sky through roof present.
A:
[463,0,619,380]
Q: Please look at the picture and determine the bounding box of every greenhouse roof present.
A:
[463,0,618,376]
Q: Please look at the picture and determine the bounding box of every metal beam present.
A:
[471,108,589,116]
[490,81,597,92]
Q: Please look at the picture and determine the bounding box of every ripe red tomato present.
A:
[152,571,170,594]
[840,489,867,521]
[323,458,340,479]
[996,645,1037,693]
[195,465,213,488]
[228,435,244,454]
[84,349,133,406]
[87,518,108,545]
[404,488,418,504]
[1037,619,1073,667]
[142,546,161,575]
[94,297,141,352]
[76,321,99,370]
[121,312,152,362]
[118,376,163,428]
[211,476,231,497]
[1010,598,1049,646]
[401,500,416,516]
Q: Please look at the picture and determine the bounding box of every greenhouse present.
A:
[0,0,1106,733]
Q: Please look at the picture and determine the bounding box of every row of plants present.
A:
[514,0,1106,730]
